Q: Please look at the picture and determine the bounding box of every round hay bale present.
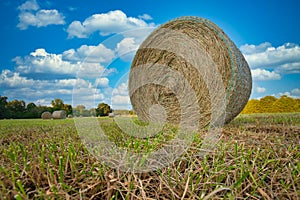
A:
[68,114,73,118]
[41,111,52,120]
[129,17,252,128]
[52,110,66,119]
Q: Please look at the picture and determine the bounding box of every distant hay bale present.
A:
[67,114,73,118]
[129,17,252,128]
[109,113,115,118]
[52,110,66,119]
[41,111,52,120]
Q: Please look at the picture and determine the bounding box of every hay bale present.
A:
[68,114,73,118]
[41,111,52,119]
[109,113,115,118]
[129,17,252,128]
[52,110,66,119]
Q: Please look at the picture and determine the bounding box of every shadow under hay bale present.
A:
[52,110,66,119]
[41,111,52,120]
[129,17,252,129]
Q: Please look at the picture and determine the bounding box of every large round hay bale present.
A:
[41,111,52,120]
[129,17,252,128]
[52,110,66,119]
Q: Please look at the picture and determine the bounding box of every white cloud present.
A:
[276,62,300,74]
[255,86,266,93]
[240,42,271,55]
[62,43,115,63]
[111,95,131,108]
[0,70,35,88]
[67,10,155,38]
[14,48,80,75]
[18,0,39,11]
[291,88,300,95]
[17,0,65,30]
[111,82,131,109]
[276,88,300,99]
[115,37,139,61]
[95,77,109,87]
[112,82,128,95]
[138,14,153,20]
[0,69,106,107]
[251,69,281,81]
[14,48,115,78]
[241,43,300,74]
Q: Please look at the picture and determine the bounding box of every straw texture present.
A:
[129,17,252,128]
[52,110,66,119]
[41,111,52,120]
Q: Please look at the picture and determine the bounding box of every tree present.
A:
[7,99,26,118]
[27,102,37,111]
[89,108,97,116]
[63,104,72,116]
[51,98,64,111]
[0,96,8,119]
[25,102,39,118]
[73,105,86,117]
[96,103,112,117]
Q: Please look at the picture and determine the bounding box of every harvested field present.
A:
[0,113,299,199]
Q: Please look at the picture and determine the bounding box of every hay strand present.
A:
[52,110,66,119]
[129,17,252,128]
[41,111,52,120]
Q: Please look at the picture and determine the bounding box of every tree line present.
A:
[241,95,300,114]
[1,95,299,119]
[0,96,112,119]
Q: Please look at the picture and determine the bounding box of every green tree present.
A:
[25,102,39,118]
[0,96,8,119]
[7,99,26,118]
[73,105,86,117]
[51,98,64,111]
[63,104,72,115]
[96,103,112,117]
[26,102,37,111]
[89,108,96,116]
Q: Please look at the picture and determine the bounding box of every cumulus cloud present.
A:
[17,0,65,30]
[138,14,153,20]
[241,42,300,74]
[0,70,35,88]
[291,88,300,95]
[111,82,131,109]
[13,48,115,78]
[62,44,115,63]
[0,68,105,107]
[67,10,155,38]
[18,0,39,11]
[251,69,281,81]
[95,77,109,87]
[115,37,139,61]
[255,86,266,93]
[14,48,80,75]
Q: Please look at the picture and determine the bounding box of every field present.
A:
[0,113,299,199]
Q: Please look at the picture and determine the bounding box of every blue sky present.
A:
[0,0,299,109]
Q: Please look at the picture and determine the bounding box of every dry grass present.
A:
[129,17,252,128]
[0,113,299,199]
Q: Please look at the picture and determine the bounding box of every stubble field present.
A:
[0,113,299,199]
